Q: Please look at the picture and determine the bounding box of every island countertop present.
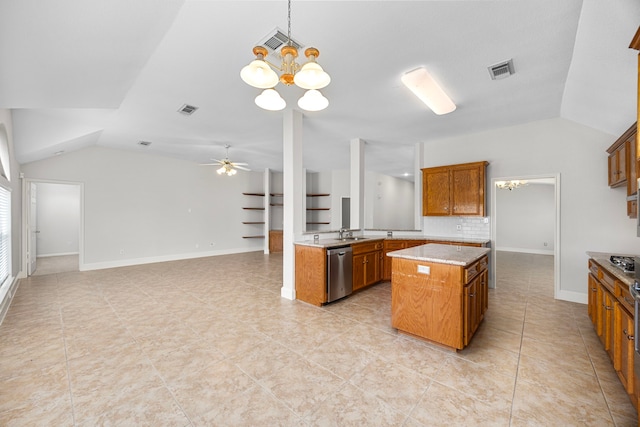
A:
[387,243,491,266]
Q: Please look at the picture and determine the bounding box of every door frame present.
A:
[490,173,561,298]
[20,178,84,277]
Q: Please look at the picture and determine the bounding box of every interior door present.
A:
[28,182,37,275]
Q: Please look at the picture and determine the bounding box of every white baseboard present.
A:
[37,252,79,258]
[496,247,554,256]
[0,276,20,326]
[280,286,296,301]
[80,247,263,271]
[556,289,587,305]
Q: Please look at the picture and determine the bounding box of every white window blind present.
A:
[0,186,11,287]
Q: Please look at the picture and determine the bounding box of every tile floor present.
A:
[0,250,637,426]
[31,255,79,276]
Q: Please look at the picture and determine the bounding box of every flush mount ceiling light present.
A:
[401,67,456,115]
[240,0,330,112]
[496,180,528,191]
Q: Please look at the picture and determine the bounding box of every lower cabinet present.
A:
[588,259,637,409]
[353,241,384,291]
[391,254,488,350]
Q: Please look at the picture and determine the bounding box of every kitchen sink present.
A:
[340,237,368,241]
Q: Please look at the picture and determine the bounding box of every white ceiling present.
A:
[1,0,638,180]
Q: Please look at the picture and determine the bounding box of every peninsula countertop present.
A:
[294,235,490,249]
[387,243,491,267]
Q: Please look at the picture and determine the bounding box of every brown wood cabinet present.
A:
[352,241,383,291]
[382,240,427,280]
[608,140,628,187]
[606,123,638,218]
[294,245,326,306]
[422,161,488,217]
[588,259,637,409]
[391,254,488,350]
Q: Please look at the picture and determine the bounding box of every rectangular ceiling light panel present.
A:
[401,67,456,115]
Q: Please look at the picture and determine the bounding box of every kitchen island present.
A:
[387,243,491,350]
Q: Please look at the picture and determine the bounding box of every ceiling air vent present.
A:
[488,59,514,80]
[257,28,304,61]
[177,104,199,115]
[138,141,152,147]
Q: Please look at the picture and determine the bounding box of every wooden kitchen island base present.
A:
[389,244,490,351]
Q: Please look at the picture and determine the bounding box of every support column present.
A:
[350,138,365,230]
[281,109,304,300]
[263,168,271,254]
[414,142,423,230]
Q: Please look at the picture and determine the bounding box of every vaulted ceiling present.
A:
[1,0,638,179]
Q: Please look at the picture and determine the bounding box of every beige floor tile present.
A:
[305,382,408,426]
[0,250,634,426]
[410,381,511,426]
[348,355,430,415]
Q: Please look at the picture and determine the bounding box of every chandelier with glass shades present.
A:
[240,0,330,112]
[495,180,528,191]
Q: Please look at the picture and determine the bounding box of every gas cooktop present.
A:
[610,255,635,273]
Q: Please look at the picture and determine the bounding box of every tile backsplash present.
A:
[422,216,490,240]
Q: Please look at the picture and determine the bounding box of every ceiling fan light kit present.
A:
[240,0,330,112]
[401,67,456,115]
[201,144,250,177]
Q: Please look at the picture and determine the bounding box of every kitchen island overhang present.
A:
[387,243,491,351]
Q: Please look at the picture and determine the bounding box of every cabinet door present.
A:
[423,168,450,216]
[601,284,615,359]
[588,274,599,325]
[451,164,485,216]
[364,252,377,287]
[463,280,478,346]
[353,253,366,291]
[615,303,635,395]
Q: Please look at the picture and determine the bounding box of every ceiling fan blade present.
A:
[209,158,225,163]
[234,165,251,171]
[199,163,222,166]
[231,162,249,166]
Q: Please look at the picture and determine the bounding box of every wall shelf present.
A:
[242,221,265,224]
[242,192,265,196]
[307,208,330,211]
[242,207,265,210]
[242,235,265,239]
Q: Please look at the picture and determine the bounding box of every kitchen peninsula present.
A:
[388,243,491,350]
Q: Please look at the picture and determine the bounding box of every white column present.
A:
[263,168,271,254]
[414,142,423,230]
[281,109,304,300]
[350,138,365,230]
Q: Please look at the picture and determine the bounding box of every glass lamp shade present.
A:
[216,166,226,175]
[240,59,279,89]
[297,89,328,111]
[294,61,331,89]
[255,89,286,111]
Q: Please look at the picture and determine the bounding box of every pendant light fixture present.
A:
[240,0,330,111]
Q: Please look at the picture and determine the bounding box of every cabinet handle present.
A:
[469,293,475,297]
[603,305,612,311]
[624,329,635,340]
[591,287,597,292]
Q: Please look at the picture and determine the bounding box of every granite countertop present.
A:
[587,251,637,287]
[387,243,491,267]
[295,235,490,249]
[295,237,385,249]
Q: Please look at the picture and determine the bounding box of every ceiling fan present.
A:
[201,144,250,176]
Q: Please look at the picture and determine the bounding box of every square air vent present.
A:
[177,104,199,115]
[488,59,515,80]
[257,28,304,61]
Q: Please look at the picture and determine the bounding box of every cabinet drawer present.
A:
[464,255,488,284]
[617,283,635,314]
[601,270,616,293]
[588,259,599,278]
[384,241,406,251]
[352,241,383,255]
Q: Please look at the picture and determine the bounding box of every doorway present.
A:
[23,180,83,276]
[490,174,560,297]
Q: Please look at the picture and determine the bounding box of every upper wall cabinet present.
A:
[606,122,637,218]
[422,161,488,217]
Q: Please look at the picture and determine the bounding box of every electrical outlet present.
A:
[483,217,489,224]
[119,249,124,255]
[456,225,462,231]
[544,242,548,246]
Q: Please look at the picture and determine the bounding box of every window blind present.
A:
[0,186,11,287]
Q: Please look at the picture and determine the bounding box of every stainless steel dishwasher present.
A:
[326,246,353,303]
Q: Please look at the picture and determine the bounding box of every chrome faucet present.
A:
[339,228,348,239]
